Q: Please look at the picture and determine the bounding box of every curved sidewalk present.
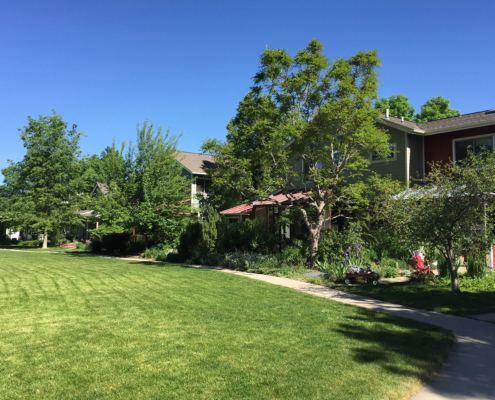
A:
[2,250,495,399]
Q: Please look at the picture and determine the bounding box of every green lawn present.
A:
[0,251,454,399]
[336,279,495,316]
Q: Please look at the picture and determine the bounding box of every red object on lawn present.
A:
[411,254,434,275]
[344,271,380,285]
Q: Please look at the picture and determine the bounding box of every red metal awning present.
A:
[220,204,253,215]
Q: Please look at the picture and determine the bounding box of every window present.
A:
[303,161,322,173]
[371,143,397,163]
[196,178,212,194]
[454,135,493,161]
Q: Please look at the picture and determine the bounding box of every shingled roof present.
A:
[175,151,216,175]
[380,109,495,134]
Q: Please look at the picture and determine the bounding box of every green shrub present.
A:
[467,256,487,279]
[218,252,278,271]
[89,225,125,239]
[127,240,146,254]
[315,259,347,281]
[165,251,183,263]
[0,233,11,245]
[76,242,85,249]
[437,257,450,278]
[379,258,400,269]
[318,222,366,263]
[143,244,172,260]
[101,232,131,253]
[217,218,280,254]
[380,266,400,278]
[18,240,42,247]
[177,221,203,261]
[88,239,102,254]
[48,232,64,247]
[367,232,410,262]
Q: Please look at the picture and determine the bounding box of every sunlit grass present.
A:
[0,251,454,399]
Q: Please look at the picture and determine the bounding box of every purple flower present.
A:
[347,246,351,251]
[342,262,346,266]
[346,257,349,261]
[343,252,347,256]
[356,245,359,249]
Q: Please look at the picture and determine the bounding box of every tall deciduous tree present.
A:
[94,121,189,247]
[382,151,495,293]
[0,112,86,248]
[203,40,391,264]
[414,95,460,122]
[375,94,415,121]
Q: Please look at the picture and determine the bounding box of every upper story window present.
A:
[303,161,322,173]
[196,178,212,194]
[370,143,397,163]
[454,135,493,161]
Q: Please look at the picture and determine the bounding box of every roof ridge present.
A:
[177,150,210,155]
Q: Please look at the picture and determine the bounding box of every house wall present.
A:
[408,133,424,181]
[424,125,495,174]
[367,126,407,183]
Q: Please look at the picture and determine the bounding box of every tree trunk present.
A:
[309,218,324,268]
[42,228,48,249]
[449,260,461,293]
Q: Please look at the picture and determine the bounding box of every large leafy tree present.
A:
[93,121,189,247]
[414,95,460,122]
[381,151,495,293]
[375,94,415,121]
[0,112,87,248]
[203,40,391,264]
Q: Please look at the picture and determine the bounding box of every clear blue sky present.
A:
[1,0,494,173]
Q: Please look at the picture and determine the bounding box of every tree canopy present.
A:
[92,121,189,247]
[203,39,391,263]
[0,112,87,248]
[375,94,415,121]
[414,95,460,122]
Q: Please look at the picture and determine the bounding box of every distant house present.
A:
[174,151,216,212]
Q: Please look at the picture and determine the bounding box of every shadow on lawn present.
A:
[334,309,495,399]
[333,308,453,383]
[340,281,495,316]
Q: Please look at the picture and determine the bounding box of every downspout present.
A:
[422,135,425,179]
[405,132,410,187]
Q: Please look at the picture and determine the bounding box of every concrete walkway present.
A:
[2,249,495,399]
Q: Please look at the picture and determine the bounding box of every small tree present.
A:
[375,94,415,121]
[94,120,189,247]
[414,95,460,122]
[0,112,86,248]
[203,40,391,265]
[382,151,495,292]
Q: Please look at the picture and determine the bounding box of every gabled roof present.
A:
[175,151,216,175]
[90,182,110,196]
[379,109,495,135]
[252,191,310,206]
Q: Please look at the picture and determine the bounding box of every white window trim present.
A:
[452,133,495,162]
[370,143,397,164]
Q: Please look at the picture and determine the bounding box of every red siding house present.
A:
[379,109,495,176]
